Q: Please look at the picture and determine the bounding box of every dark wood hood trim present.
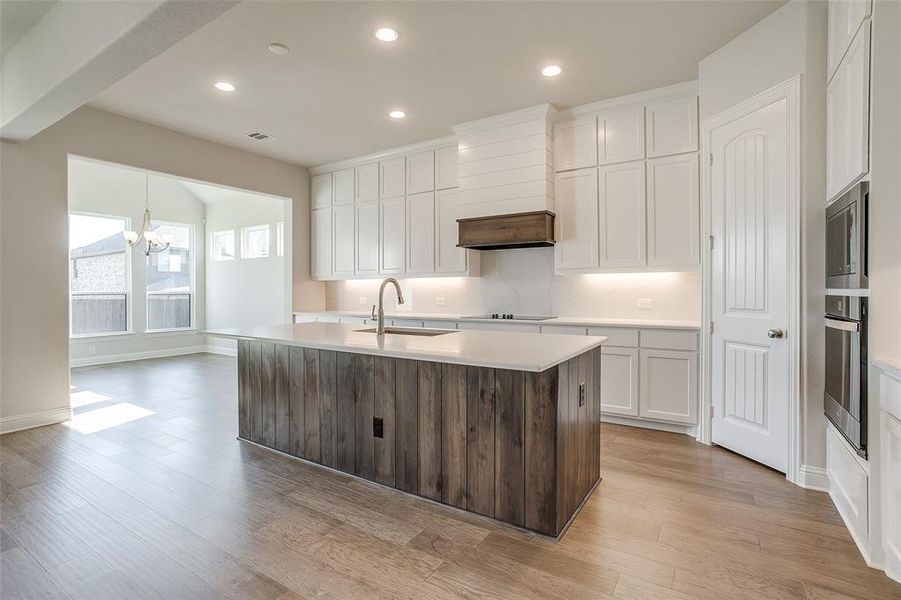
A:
[457,210,555,250]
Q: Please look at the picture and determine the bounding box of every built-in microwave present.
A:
[824,295,867,458]
[825,182,868,289]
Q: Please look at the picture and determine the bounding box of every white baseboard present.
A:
[0,406,72,435]
[798,465,829,492]
[205,345,237,357]
[600,413,697,437]
[71,345,235,367]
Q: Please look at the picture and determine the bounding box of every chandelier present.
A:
[123,176,170,256]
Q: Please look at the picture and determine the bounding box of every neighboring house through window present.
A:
[147,221,193,331]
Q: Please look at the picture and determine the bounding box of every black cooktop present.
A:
[463,314,557,321]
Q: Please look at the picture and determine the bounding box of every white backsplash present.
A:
[325,248,701,321]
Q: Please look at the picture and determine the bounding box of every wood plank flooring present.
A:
[1,353,899,599]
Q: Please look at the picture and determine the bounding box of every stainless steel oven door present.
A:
[824,317,862,449]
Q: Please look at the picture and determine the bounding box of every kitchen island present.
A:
[206,323,606,536]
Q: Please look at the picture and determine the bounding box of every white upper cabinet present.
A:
[645,95,699,158]
[554,115,597,171]
[312,173,333,209]
[827,20,870,202]
[406,191,435,274]
[311,207,332,278]
[598,106,645,165]
[333,168,355,205]
[828,0,872,81]
[380,157,406,198]
[435,189,467,274]
[435,144,459,190]
[598,160,646,269]
[555,167,599,271]
[356,162,379,203]
[380,196,406,274]
[332,204,355,276]
[647,153,699,268]
[406,150,435,194]
[355,201,379,276]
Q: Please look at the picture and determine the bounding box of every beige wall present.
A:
[0,106,324,430]
[699,0,828,470]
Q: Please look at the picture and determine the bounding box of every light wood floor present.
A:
[1,354,899,599]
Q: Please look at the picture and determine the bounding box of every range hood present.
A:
[457,210,555,250]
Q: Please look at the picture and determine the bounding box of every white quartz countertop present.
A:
[293,310,700,330]
[206,323,606,372]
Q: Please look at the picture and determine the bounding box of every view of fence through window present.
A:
[147,222,192,330]
[69,213,129,335]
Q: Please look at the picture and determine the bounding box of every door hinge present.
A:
[709,235,714,250]
[709,153,714,166]
[709,405,715,418]
[709,320,715,334]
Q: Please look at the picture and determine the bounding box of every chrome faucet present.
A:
[371,278,405,335]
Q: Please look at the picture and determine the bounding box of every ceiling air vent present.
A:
[246,131,277,141]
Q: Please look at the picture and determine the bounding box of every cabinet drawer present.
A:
[586,327,639,347]
[640,329,698,351]
[423,320,455,330]
[540,325,588,336]
[458,322,540,333]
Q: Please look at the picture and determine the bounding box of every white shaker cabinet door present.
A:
[646,153,699,268]
[645,95,698,158]
[333,168,355,205]
[827,0,872,82]
[406,150,435,194]
[332,204,355,277]
[598,105,645,165]
[311,207,332,278]
[380,195,406,274]
[435,189,467,273]
[356,162,379,203]
[406,191,435,274]
[554,167,599,271]
[555,114,597,172]
[598,160,646,269]
[600,346,640,417]
[312,173,333,209]
[883,411,901,581]
[435,144,459,190]
[380,157,406,198]
[355,201,379,276]
[639,348,697,424]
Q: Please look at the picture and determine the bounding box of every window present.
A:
[147,222,193,331]
[276,221,284,257]
[69,213,130,336]
[242,224,270,258]
[211,230,235,261]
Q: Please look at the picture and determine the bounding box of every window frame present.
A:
[276,221,285,257]
[68,210,134,340]
[241,224,271,259]
[210,229,236,262]
[145,219,196,333]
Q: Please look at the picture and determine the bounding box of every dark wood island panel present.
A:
[236,341,601,537]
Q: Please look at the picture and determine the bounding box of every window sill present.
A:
[70,331,135,342]
[144,328,199,337]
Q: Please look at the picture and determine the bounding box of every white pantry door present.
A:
[710,97,790,472]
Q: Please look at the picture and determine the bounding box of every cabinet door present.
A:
[312,173,333,209]
[332,204,355,277]
[646,153,699,268]
[827,20,870,202]
[406,191,435,274]
[435,144,459,189]
[406,150,435,194]
[333,168,355,205]
[311,207,332,278]
[884,412,901,579]
[600,347,639,417]
[645,95,698,157]
[355,201,379,275]
[380,157,406,198]
[554,167,599,271]
[599,160,646,269]
[639,349,697,424]
[356,162,379,203]
[827,0,872,81]
[555,115,597,171]
[435,189,467,273]
[598,105,645,165]
[380,196,406,273]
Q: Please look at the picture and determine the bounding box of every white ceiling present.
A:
[0,0,56,57]
[89,0,783,168]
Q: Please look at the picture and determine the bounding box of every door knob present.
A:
[767,328,784,339]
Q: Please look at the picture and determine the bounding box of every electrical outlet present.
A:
[578,382,586,407]
[637,298,652,309]
[373,417,384,438]
[359,296,367,305]
[435,296,446,306]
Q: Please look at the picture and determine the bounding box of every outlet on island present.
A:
[373,417,384,438]
[637,298,652,309]
[435,297,446,306]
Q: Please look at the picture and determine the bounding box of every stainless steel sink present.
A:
[355,327,455,337]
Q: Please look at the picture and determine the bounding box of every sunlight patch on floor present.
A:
[70,389,112,408]
[63,402,155,434]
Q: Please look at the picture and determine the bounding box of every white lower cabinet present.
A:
[355,201,379,275]
[406,191,435,274]
[380,196,406,274]
[639,348,698,424]
[600,347,640,417]
[884,412,901,581]
[827,421,869,547]
[332,204,355,277]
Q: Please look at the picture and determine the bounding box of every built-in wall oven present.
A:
[824,295,868,458]
[826,182,868,289]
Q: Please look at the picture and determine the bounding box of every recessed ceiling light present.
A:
[375,27,399,42]
[541,65,563,78]
[214,81,236,92]
[388,110,406,119]
[268,43,289,55]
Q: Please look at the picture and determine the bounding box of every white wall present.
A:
[698,0,828,469]
[0,106,323,433]
[205,192,287,353]
[327,248,701,322]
